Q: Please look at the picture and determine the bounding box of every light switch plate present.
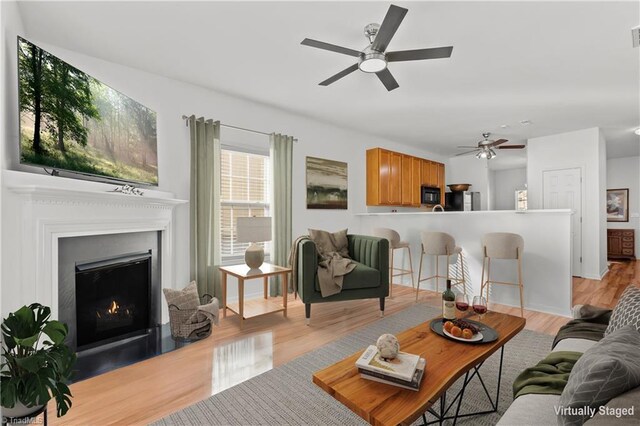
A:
[630,212,639,218]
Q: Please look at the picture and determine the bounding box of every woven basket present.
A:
[168,294,213,341]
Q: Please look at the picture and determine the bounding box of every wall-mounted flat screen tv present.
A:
[18,36,158,186]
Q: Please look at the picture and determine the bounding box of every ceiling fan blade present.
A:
[387,46,453,62]
[376,68,399,91]
[301,38,362,57]
[371,4,408,52]
[319,63,359,86]
[457,145,480,149]
[455,150,479,156]
[488,139,509,147]
[498,145,526,149]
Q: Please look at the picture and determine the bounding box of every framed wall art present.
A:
[306,156,348,209]
[607,188,629,222]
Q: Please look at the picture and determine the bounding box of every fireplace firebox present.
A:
[75,252,152,350]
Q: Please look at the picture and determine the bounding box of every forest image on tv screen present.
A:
[18,37,158,185]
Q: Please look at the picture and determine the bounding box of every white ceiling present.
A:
[16,1,640,163]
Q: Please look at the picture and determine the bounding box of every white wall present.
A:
[527,127,607,279]
[491,168,527,210]
[1,6,446,312]
[607,156,640,255]
[446,156,490,210]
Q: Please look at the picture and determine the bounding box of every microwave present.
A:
[421,186,441,205]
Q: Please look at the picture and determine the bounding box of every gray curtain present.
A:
[189,116,222,301]
[270,133,294,296]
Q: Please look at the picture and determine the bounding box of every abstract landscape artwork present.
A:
[607,188,629,222]
[18,37,158,185]
[306,156,348,209]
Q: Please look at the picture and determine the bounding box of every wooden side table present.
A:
[219,263,292,328]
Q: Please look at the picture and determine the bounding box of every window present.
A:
[220,149,270,261]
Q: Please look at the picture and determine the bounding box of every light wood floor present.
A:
[50,260,638,425]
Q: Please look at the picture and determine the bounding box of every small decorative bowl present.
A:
[448,184,471,192]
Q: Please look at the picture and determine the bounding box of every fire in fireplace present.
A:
[75,251,152,349]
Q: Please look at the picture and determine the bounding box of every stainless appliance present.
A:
[421,186,441,205]
[445,191,481,211]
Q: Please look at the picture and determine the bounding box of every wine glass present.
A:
[455,294,469,318]
[473,296,488,321]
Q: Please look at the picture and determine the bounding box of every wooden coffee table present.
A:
[219,263,291,328]
[313,311,526,426]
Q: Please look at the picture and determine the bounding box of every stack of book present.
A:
[355,345,426,391]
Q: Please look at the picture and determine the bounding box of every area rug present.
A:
[154,303,554,426]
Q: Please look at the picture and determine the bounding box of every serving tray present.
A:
[429,318,499,344]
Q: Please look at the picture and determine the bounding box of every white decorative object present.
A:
[112,184,144,196]
[376,333,400,360]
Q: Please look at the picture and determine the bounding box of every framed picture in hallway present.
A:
[306,156,348,209]
[607,188,629,222]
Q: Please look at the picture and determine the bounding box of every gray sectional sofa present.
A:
[498,306,640,425]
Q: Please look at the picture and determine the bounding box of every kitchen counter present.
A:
[355,209,572,216]
[355,209,573,316]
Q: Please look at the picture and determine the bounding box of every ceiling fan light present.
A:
[635,128,640,136]
[358,52,387,73]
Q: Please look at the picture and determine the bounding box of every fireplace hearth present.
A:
[57,231,183,382]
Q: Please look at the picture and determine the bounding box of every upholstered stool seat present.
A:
[416,231,466,301]
[372,228,414,298]
[480,232,525,317]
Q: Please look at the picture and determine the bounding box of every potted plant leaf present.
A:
[1,303,76,418]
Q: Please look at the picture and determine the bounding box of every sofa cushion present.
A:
[552,338,598,354]
[496,394,560,426]
[314,262,380,292]
[308,228,350,258]
[605,285,640,336]
[558,326,640,426]
[585,386,640,425]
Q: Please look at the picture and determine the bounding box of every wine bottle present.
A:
[442,279,456,321]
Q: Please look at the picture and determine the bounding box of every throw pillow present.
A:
[558,325,640,426]
[163,281,200,309]
[605,285,640,336]
[308,228,350,258]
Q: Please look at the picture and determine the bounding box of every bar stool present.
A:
[480,232,524,317]
[372,228,414,298]
[416,232,467,301]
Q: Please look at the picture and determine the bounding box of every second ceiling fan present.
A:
[301,4,453,91]
[456,133,526,160]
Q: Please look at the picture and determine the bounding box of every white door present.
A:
[543,168,582,276]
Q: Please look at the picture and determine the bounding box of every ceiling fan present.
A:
[300,4,453,91]
[456,133,526,160]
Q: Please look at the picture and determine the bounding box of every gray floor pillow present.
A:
[558,326,640,426]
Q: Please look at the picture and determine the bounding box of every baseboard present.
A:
[599,267,609,280]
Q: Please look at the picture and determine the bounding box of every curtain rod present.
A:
[181,115,298,142]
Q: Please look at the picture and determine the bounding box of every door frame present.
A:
[542,166,585,278]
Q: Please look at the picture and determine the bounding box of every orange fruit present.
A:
[462,329,473,340]
[451,326,462,337]
[443,321,454,333]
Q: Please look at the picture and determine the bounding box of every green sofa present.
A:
[296,234,389,324]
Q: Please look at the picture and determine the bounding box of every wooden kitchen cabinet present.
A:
[421,160,432,186]
[412,157,422,206]
[437,162,445,204]
[607,229,635,260]
[367,148,444,207]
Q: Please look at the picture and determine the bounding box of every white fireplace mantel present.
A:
[5,182,187,320]
[8,185,187,209]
